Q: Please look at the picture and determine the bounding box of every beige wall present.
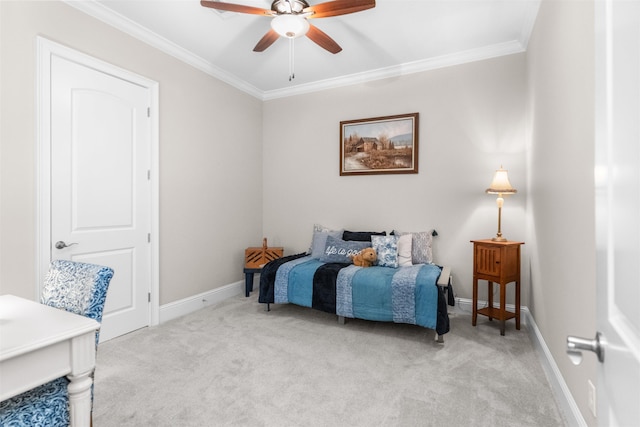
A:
[527,0,596,425]
[263,54,529,307]
[0,1,599,423]
[0,1,263,304]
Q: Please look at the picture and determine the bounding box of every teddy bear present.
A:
[350,247,377,267]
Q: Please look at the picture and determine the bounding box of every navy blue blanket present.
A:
[258,253,307,304]
[312,262,349,313]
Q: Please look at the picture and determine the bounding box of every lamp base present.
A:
[492,236,507,242]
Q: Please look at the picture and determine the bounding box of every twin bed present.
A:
[258,236,453,342]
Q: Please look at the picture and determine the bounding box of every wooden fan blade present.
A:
[306,24,342,54]
[253,29,280,52]
[200,0,273,16]
[304,0,375,19]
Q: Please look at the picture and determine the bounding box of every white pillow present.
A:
[397,234,413,267]
[394,229,434,264]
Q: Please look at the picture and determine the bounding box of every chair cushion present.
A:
[0,377,70,427]
[41,260,114,324]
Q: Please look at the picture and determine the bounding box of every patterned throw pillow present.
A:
[313,223,336,233]
[394,230,434,264]
[371,235,399,268]
[321,236,371,263]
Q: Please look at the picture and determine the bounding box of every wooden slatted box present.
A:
[244,238,283,269]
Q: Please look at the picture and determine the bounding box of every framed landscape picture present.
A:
[340,112,419,176]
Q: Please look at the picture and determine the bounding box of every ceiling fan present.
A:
[200,0,376,54]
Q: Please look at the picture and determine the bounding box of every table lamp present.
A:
[486,166,517,241]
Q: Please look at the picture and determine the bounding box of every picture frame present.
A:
[340,112,419,176]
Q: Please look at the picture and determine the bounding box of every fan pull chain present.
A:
[289,38,295,81]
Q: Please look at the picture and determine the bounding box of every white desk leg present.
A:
[67,372,93,427]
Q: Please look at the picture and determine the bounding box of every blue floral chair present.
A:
[0,260,114,427]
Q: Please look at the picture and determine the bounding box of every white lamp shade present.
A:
[271,15,310,38]
[486,167,517,194]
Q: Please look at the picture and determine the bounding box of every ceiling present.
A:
[67,0,540,100]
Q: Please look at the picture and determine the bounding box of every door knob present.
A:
[567,332,605,365]
[55,241,78,249]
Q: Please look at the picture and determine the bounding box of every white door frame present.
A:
[35,36,160,327]
[594,1,640,424]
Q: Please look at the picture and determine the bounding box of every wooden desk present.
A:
[471,240,524,336]
[0,294,99,426]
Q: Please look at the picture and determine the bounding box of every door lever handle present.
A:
[55,241,78,250]
[567,332,605,365]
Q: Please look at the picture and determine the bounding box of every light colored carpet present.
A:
[93,293,566,426]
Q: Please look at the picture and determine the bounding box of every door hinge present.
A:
[147,107,150,117]
[147,170,151,180]
[148,292,151,303]
[148,233,151,243]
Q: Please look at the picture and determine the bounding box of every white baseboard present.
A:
[159,280,244,324]
[454,297,585,427]
[524,307,587,427]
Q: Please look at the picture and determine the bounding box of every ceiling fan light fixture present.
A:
[271,14,309,38]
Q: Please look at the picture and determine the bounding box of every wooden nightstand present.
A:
[471,239,524,335]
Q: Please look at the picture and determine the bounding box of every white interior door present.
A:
[594,0,640,425]
[39,39,158,342]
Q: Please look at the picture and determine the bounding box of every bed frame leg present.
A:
[265,303,271,312]
[435,333,444,344]
[338,315,345,325]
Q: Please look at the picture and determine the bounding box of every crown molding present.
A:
[519,0,542,49]
[262,40,526,100]
[63,0,264,99]
[64,0,538,102]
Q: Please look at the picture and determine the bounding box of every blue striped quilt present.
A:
[272,256,441,330]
